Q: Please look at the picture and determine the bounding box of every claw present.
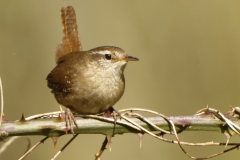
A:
[65,108,77,134]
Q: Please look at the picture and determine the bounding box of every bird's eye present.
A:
[105,54,111,60]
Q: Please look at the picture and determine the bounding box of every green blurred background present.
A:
[1,0,240,159]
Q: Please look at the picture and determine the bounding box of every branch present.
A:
[1,107,240,160]
[0,112,238,138]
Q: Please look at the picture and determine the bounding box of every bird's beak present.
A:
[122,56,139,62]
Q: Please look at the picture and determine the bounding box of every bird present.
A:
[47,46,138,114]
[46,6,138,133]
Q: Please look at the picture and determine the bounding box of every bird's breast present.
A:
[67,67,125,114]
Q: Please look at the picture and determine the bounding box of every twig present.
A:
[0,137,30,157]
[25,111,61,120]
[95,136,108,160]
[0,77,4,126]
[18,136,49,160]
[51,134,78,160]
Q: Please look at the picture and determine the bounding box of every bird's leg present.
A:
[65,108,78,134]
[103,106,121,136]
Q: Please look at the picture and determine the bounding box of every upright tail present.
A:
[56,6,82,63]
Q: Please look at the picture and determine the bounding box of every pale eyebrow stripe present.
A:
[91,51,111,55]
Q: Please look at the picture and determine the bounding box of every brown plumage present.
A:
[56,6,82,63]
[47,46,138,114]
[47,6,138,133]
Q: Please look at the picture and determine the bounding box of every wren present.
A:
[46,6,138,132]
[47,46,138,114]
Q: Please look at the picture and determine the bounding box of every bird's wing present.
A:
[46,56,77,94]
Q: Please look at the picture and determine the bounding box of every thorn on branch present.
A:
[137,133,143,148]
[51,136,59,148]
[1,113,8,122]
[18,113,26,122]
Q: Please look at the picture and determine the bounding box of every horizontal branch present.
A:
[2,108,240,160]
[0,113,239,138]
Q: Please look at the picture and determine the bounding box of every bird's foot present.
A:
[103,107,121,136]
[65,108,78,134]
[103,106,120,121]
